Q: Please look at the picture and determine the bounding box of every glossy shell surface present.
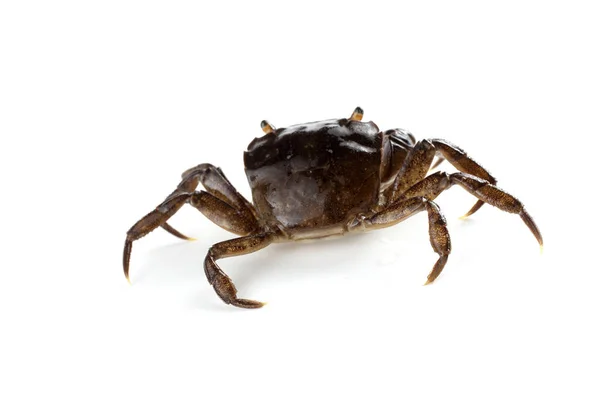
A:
[244,118,413,236]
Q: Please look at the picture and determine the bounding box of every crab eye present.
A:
[350,106,364,121]
[260,120,275,134]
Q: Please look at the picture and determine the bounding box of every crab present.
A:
[123,107,543,308]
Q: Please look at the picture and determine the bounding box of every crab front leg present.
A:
[123,189,260,282]
[349,197,451,285]
[205,233,275,308]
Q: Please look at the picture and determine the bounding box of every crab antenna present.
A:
[260,120,275,134]
[350,106,364,121]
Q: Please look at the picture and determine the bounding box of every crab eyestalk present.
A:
[350,106,364,121]
[260,120,275,134]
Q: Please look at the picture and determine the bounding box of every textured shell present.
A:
[244,118,387,234]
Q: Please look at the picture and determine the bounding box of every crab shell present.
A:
[244,118,415,238]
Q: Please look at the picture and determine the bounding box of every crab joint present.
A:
[350,106,364,121]
[260,120,275,134]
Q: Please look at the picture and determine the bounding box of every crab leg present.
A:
[388,140,437,200]
[350,197,451,285]
[430,139,497,217]
[160,163,258,239]
[124,193,189,282]
[397,171,543,248]
[178,164,256,216]
[123,191,259,282]
[388,139,498,217]
[204,233,274,308]
[448,173,542,247]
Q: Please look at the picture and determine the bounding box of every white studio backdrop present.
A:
[1,1,598,399]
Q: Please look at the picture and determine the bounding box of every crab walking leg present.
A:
[204,233,274,308]
[124,193,189,282]
[161,163,258,240]
[449,173,543,248]
[354,197,451,285]
[175,164,256,216]
[399,171,543,248]
[388,139,499,218]
[430,139,497,218]
[388,140,438,202]
[123,191,259,282]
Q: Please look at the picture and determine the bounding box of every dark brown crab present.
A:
[123,107,542,308]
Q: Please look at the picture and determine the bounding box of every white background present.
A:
[1,1,598,399]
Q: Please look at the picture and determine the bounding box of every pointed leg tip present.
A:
[161,223,195,241]
[461,210,476,219]
[519,210,543,251]
[423,279,433,286]
[460,208,476,219]
[540,244,544,254]
[462,200,484,219]
[249,300,266,309]
[232,299,266,309]
[225,298,267,308]
[123,239,133,285]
